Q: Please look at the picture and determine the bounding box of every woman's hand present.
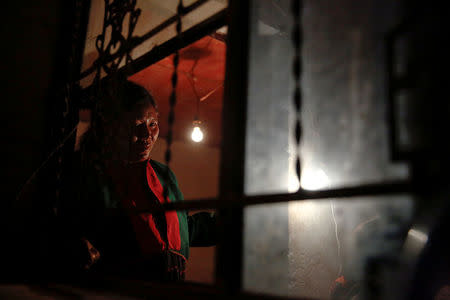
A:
[80,238,100,270]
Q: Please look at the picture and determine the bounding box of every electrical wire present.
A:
[185,37,214,119]
[199,82,223,101]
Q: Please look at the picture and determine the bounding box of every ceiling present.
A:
[129,35,226,147]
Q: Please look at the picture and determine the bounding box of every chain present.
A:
[163,0,183,200]
[292,0,303,189]
[292,0,344,282]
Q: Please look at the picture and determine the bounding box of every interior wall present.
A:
[151,138,220,283]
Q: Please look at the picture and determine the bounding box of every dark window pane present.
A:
[243,195,414,298]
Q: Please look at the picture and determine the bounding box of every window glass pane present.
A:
[243,195,414,299]
[129,35,225,199]
[81,0,227,87]
[244,0,294,196]
[76,35,225,200]
[128,34,226,151]
[243,0,409,197]
[67,36,222,284]
[300,0,409,190]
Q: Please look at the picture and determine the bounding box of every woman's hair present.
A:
[98,79,158,118]
[118,80,158,112]
[80,78,157,168]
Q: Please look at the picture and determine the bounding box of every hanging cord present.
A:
[184,37,214,120]
[163,0,183,201]
[188,37,213,77]
[292,0,303,188]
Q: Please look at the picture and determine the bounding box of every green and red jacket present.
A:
[60,155,215,274]
[137,159,215,259]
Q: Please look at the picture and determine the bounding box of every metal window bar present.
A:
[57,279,317,300]
[80,8,227,98]
[127,180,412,214]
[213,0,248,292]
[120,9,227,80]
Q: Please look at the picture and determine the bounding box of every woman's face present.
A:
[128,101,159,163]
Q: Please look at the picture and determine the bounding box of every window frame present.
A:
[66,0,414,299]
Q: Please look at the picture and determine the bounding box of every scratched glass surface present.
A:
[243,195,414,299]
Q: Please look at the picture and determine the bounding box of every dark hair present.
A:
[87,78,159,132]
[80,79,157,167]
[120,80,158,112]
[98,79,157,116]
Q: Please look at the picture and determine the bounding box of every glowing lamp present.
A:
[191,120,203,143]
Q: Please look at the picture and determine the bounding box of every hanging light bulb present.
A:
[191,120,203,142]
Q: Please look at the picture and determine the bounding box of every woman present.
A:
[61,79,215,281]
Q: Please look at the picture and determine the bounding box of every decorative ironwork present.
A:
[95,0,142,75]
[87,0,143,158]
[292,0,303,190]
[80,0,214,80]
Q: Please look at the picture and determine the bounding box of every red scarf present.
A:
[120,161,181,256]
